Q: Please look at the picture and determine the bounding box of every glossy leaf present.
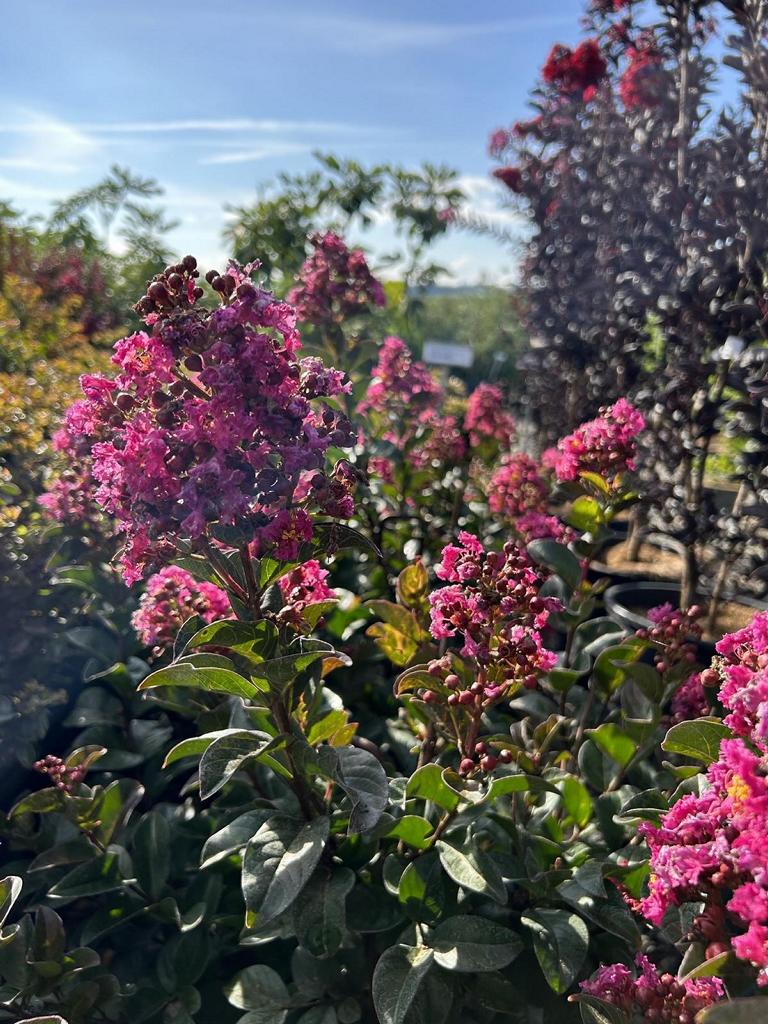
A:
[521,908,589,994]
[429,915,522,972]
[661,718,731,765]
[372,944,434,1024]
[242,814,329,928]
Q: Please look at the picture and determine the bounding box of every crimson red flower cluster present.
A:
[542,39,607,99]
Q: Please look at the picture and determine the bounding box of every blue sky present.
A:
[0,1,594,283]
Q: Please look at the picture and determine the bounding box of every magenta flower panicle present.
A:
[61,256,357,583]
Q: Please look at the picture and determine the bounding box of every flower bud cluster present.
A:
[33,754,87,794]
[636,602,702,675]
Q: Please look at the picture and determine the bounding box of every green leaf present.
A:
[698,1000,768,1024]
[318,745,388,833]
[294,865,355,959]
[527,540,582,591]
[559,776,593,828]
[366,622,420,667]
[307,709,349,745]
[49,848,126,903]
[662,718,731,765]
[224,964,289,1021]
[406,764,459,812]
[9,788,62,818]
[398,853,446,924]
[573,994,630,1024]
[247,639,351,695]
[0,877,22,927]
[91,778,144,846]
[372,944,434,1024]
[579,471,612,496]
[163,730,237,768]
[614,789,669,825]
[139,661,259,698]
[587,724,638,768]
[568,496,605,535]
[521,908,589,994]
[436,841,507,904]
[385,816,434,850]
[429,916,522,972]
[242,815,329,928]
[133,812,170,901]
[297,1009,337,1024]
[557,878,640,947]
[366,601,428,641]
[200,809,273,869]
[592,642,644,697]
[16,1018,70,1024]
[199,729,276,799]
[396,561,429,608]
[486,772,559,801]
[186,619,272,656]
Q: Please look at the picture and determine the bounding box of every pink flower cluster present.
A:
[489,453,548,519]
[287,232,385,327]
[278,559,336,628]
[410,413,467,470]
[513,510,575,545]
[464,383,516,449]
[131,566,231,651]
[627,611,768,987]
[62,257,356,582]
[542,39,607,99]
[416,534,559,775]
[543,398,645,483]
[357,336,442,426]
[636,602,702,676]
[714,610,768,751]
[39,423,103,527]
[581,953,724,1023]
[428,532,559,673]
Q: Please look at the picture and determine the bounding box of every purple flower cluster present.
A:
[287,232,385,326]
[581,953,723,1023]
[61,257,356,582]
[131,566,231,651]
[543,398,645,483]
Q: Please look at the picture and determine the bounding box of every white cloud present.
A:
[0,111,101,176]
[252,12,576,52]
[200,143,313,166]
[0,118,366,136]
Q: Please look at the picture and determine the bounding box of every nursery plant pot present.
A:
[604,581,768,659]
[590,532,685,586]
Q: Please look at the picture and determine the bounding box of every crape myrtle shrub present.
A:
[0,254,766,1024]
[491,0,768,604]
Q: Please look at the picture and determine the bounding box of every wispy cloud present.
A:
[199,142,313,166]
[0,111,101,177]
[0,118,366,136]
[252,12,576,52]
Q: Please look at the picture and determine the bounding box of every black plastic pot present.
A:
[589,532,685,587]
[604,581,768,660]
